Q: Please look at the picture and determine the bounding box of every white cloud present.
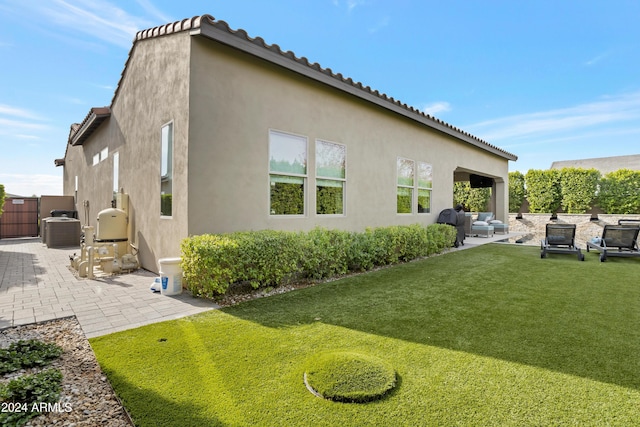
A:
[134,0,173,23]
[16,0,154,49]
[421,101,452,116]
[347,0,366,12]
[0,104,43,120]
[333,0,366,12]
[0,173,62,197]
[584,51,610,66]
[466,91,640,144]
[368,16,390,33]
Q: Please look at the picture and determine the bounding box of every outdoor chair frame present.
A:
[586,223,640,262]
[541,223,584,261]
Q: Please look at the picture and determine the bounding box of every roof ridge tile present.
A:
[102,14,517,160]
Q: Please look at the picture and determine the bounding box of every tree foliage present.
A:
[597,169,640,214]
[508,171,526,213]
[525,169,562,213]
[453,182,490,212]
[0,184,5,217]
[558,168,600,213]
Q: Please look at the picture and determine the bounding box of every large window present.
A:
[160,122,173,216]
[397,157,414,214]
[417,162,432,213]
[269,130,307,215]
[397,158,433,214]
[316,140,346,215]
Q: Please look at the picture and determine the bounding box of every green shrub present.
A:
[0,340,63,374]
[508,171,526,213]
[0,369,63,426]
[525,169,562,213]
[454,181,491,212]
[597,169,640,214]
[559,168,600,213]
[0,184,5,217]
[300,228,351,280]
[181,224,455,297]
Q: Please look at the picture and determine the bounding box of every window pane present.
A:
[270,175,304,215]
[418,162,432,188]
[418,188,431,213]
[316,140,345,179]
[269,131,307,175]
[161,123,173,216]
[317,179,344,215]
[397,158,414,186]
[113,152,119,198]
[397,187,413,213]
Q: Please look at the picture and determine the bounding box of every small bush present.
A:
[0,340,63,375]
[0,369,63,426]
[181,224,456,297]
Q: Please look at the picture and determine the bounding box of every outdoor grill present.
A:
[437,207,465,247]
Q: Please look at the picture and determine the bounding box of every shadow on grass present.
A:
[102,370,224,427]
[223,244,640,391]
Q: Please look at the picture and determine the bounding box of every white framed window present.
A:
[113,152,119,200]
[269,130,307,216]
[92,153,100,166]
[397,157,415,214]
[316,140,346,215]
[160,122,173,217]
[417,162,432,213]
[100,147,109,162]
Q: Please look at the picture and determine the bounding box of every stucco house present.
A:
[55,14,517,273]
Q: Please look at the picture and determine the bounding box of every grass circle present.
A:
[303,351,397,403]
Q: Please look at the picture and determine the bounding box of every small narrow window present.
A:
[93,153,99,166]
[100,147,109,162]
[417,162,432,213]
[316,140,346,215]
[160,122,173,216]
[397,157,414,214]
[113,152,119,201]
[269,130,307,215]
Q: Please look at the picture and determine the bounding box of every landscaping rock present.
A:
[0,317,132,426]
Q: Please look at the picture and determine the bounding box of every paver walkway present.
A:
[0,238,218,338]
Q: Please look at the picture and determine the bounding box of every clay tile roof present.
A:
[68,107,110,146]
[79,14,516,162]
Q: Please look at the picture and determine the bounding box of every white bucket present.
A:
[157,257,183,296]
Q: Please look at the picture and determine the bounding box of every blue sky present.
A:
[1,0,639,196]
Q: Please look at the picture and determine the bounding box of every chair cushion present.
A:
[473,221,489,226]
[477,212,493,222]
[489,220,502,224]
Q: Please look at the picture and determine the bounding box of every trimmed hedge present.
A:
[181,224,456,297]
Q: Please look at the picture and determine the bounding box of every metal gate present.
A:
[0,197,39,239]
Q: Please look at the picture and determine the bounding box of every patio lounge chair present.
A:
[470,212,494,237]
[586,223,640,262]
[540,223,584,261]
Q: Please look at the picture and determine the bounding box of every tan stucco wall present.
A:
[187,37,510,235]
[62,32,191,273]
[62,31,511,272]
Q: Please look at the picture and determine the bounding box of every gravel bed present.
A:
[0,317,133,426]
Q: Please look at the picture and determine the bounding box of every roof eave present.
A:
[69,107,111,146]
[193,18,517,162]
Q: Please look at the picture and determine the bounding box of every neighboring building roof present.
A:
[550,154,640,175]
[65,14,517,162]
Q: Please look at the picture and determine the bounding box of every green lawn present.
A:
[90,244,640,426]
